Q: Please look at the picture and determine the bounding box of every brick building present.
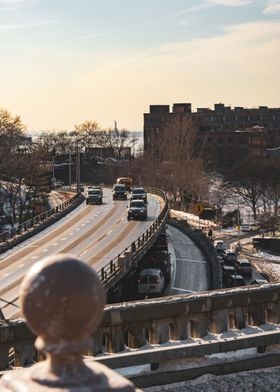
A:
[144,102,280,168]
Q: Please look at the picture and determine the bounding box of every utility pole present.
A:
[76,140,81,194]
[68,152,72,189]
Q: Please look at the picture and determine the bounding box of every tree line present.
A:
[0,109,134,230]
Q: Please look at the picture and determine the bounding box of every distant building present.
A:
[144,102,280,168]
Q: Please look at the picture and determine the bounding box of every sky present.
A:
[0,0,279,133]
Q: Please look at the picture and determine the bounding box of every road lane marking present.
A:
[176,258,207,264]
[172,287,194,293]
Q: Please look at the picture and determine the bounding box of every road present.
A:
[0,188,163,319]
[167,225,210,295]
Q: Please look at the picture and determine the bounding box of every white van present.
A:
[137,268,165,296]
[214,240,226,251]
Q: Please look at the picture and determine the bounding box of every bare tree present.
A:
[264,159,280,216]
[224,158,265,220]
[140,115,208,205]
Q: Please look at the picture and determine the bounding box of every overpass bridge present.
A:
[0,187,168,319]
[0,187,279,389]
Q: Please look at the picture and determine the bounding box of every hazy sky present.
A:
[0,0,279,132]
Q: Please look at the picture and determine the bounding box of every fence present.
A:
[0,193,85,253]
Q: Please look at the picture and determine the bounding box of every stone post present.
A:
[0,254,141,391]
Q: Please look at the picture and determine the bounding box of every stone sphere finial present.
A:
[0,254,141,391]
[21,253,106,353]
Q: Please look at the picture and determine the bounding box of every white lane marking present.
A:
[17,263,24,268]
[3,272,10,277]
[81,224,86,227]
[53,243,58,246]
[68,233,74,236]
[172,287,194,293]
[42,249,49,252]
[80,249,88,256]
[61,238,67,241]
[75,228,81,231]
[31,256,38,259]
[176,258,207,264]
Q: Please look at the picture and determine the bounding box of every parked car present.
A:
[112,184,127,200]
[225,274,246,288]
[237,258,252,275]
[127,199,147,220]
[137,268,165,296]
[130,187,147,203]
[241,223,260,232]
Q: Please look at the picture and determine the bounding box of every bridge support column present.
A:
[209,310,228,334]
[127,323,146,348]
[266,303,280,324]
[16,343,35,367]
[107,326,125,353]
[0,344,10,370]
[169,317,188,340]
[248,303,266,326]
[188,315,208,338]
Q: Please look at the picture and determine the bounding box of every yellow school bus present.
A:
[116,177,133,192]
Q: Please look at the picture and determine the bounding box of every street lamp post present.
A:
[75,140,81,194]
[68,152,72,189]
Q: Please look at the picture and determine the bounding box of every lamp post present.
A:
[68,152,72,189]
[75,140,81,194]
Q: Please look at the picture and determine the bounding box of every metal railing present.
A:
[97,187,168,290]
[0,193,83,245]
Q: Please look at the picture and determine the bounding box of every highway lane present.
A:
[0,188,163,319]
[167,225,210,295]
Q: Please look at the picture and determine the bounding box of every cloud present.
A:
[263,0,280,14]
[0,19,57,30]
[77,3,212,40]
[206,0,253,5]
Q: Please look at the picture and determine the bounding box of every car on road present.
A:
[130,187,147,203]
[223,251,237,266]
[241,223,260,232]
[112,184,127,200]
[137,268,165,296]
[86,188,103,205]
[127,199,147,220]
[225,274,246,288]
[214,240,226,252]
[251,278,269,285]
[237,258,252,275]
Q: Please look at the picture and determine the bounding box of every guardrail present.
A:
[97,187,168,290]
[0,193,85,252]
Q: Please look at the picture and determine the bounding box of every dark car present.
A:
[112,184,127,200]
[223,251,237,266]
[127,199,147,220]
[237,258,252,276]
[130,187,147,203]
[225,274,246,288]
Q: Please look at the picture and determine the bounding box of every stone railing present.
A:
[2,283,280,384]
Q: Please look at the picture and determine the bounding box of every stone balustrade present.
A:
[1,283,280,372]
